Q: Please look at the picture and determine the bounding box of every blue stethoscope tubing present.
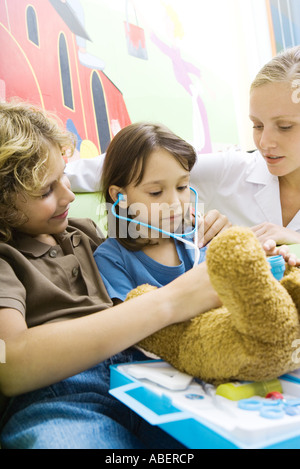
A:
[111,187,201,267]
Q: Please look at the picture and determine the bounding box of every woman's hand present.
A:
[251,222,300,246]
[263,239,300,266]
[194,210,232,247]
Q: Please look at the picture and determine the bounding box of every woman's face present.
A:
[250,81,300,179]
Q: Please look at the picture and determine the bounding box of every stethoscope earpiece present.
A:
[117,193,125,202]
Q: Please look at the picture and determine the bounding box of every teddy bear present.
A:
[126,227,300,385]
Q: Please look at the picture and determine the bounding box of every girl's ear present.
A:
[109,185,121,203]
[109,185,127,208]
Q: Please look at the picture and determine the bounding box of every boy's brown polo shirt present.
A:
[0,218,113,327]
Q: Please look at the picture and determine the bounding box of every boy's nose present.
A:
[59,177,75,205]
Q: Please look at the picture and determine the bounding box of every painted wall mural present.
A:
[0,0,240,159]
[0,0,131,161]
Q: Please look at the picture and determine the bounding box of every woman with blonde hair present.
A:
[191,45,300,247]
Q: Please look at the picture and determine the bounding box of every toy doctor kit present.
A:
[110,361,300,449]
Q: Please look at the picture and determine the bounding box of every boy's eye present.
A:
[41,187,53,198]
[177,185,188,191]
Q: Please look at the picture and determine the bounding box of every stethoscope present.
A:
[111,187,201,267]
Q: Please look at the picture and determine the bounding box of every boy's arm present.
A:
[0,262,220,397]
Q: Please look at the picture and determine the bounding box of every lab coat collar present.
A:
[245,151,300,230]
[245,151,282,225]
[245,151,275,185]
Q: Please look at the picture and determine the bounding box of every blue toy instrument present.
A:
[111,187,201,266]
[267,255,286,281]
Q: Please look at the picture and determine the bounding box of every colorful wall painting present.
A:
[1,0,265,159]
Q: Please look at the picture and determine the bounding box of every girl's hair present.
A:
[101,122,197,250]
[251,45,300,90]
[0,100,75,242]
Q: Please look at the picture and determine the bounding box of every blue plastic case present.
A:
[110,360,300,449]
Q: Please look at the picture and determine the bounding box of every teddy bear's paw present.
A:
[206,226,271,295]
[281,267,300,316]
[206,226,299,342]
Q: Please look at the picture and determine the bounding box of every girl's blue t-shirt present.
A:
[93,238,207,301]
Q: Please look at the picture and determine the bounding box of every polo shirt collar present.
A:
[12,233,53,257]
[11,229,81,257]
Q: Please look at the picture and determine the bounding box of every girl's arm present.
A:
[0,262,220,397]
[195,209,232,247]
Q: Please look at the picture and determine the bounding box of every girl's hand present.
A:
[251,222,300,246]
[193,209,232,247]
[263,239,300,266]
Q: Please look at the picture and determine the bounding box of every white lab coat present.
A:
[66,150,300,232]
[191,150,300,232]
[66,154,105,193]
